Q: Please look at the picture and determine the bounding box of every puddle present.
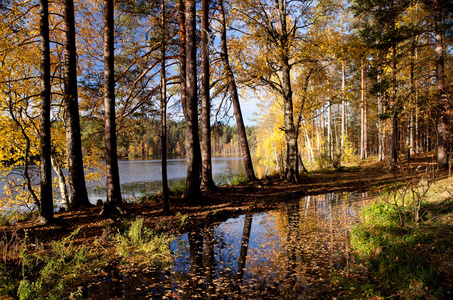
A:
[84,192,375,299]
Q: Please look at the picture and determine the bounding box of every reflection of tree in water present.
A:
[240,193,367,298]
[170,193,369,298]
[203,226,215,298]
[187,228,203,297]
[173,215,254,298]
[236,213,253,285]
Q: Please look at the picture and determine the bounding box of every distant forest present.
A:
[81,118,257,159]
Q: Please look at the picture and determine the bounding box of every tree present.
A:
[38,0,53,223]
[353,0,412,166]
[217,0,256,182]
[201,0,215,189]
[62,0,91,208]
[236,213,252,284]
[360,60,368,160]
[424,0,452,168]
[184,0,201,203]
[161,0,170,214]
[231,0,318,182]
[103,0,122,209]
[178,0,187,117]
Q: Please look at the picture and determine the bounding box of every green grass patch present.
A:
[351,190,453,298]
[0,229,95,299]
[215,172,247,186]
[169,178,186,196]
[115,217,173,267]
[0,217,175,299]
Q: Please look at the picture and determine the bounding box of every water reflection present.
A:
[84,192,373,299]
[167,192,372,299]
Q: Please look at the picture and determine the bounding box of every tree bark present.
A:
[327,99,332,161]
[38,0,53,223]
[161,0,170,214]
[377,75,385,161]
[409,42,415,158]
[218,0,256,181]
[184,0,201,203]
[63,0,90,208]
[282,64,298,182]
[340,10,346,156]
[201,0,215,189]
[341,62,346,155]
[104,0,122,207]
[390,44,398,166]
[51,153,69,208]
[360,61,367,160]
[278,0,298,182]
[434,0,448,168]
[178,0,187,118]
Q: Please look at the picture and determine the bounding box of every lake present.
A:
[0,157,248,205]
[87,157,247,203]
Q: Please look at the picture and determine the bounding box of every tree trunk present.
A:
[218,0,256,181]
[63,0,90,208]
[377,75,385,161]
[434,0,448,168]
[51,154,69,208]
[327,98,332,161]
[341,62,346,155]
[201,0,215,189]
[360,61,367,160]
[390,44,398,166]
[278,0,298,182]
[304,125,314,164]
[184,0,201,203]
[282,62,298,182]
[178,0,187,118]
[340,10,346,156]
[38,0,53,223]
[104,0,122,207]
[161,0,170,214]
[409,43,415,157]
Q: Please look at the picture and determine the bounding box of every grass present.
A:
[349,176,453,299]
[2,228,93,300]
[115,217,173,267]
[0,218,174,299]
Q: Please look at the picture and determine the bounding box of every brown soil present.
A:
[1,155,445,247]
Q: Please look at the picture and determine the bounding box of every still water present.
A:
[85,192,374,299]
[0,157,246,205]
[87,157,246,203]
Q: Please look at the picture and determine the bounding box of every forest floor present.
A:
[2,153,445,245]
[1,153,452,299]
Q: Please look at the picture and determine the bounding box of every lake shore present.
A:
[1,155,446,248]
[1,155,452,299]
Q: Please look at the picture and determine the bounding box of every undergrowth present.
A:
[115,217,173,267]
[0,228,94,299]
[0,217,174,299]
[350,178,453,299]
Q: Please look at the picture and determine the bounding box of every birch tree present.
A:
[231,0,320,182]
